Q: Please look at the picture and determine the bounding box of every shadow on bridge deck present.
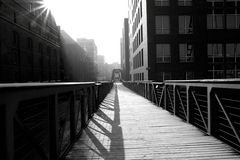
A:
[66,84,125,160]
[66,83,240,160]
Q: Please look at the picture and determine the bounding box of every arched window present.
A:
[13,31,20,47]
[27,38,33,50]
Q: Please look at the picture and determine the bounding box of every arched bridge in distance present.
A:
[111,69,123,82]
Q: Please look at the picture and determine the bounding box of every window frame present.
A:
[179,15,193,34]
[156,44,171,63]
[155,0,169,6]
[155,15,170,34]
[178,0,192,6]
[179,43,194,62]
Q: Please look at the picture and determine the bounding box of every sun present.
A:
[30,0,56,24]
[42,0,55,11]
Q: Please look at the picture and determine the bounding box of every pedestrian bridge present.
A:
[66,82,240,160]
[1,80,240,159]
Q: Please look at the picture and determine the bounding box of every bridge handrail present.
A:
[0,82,113,160]
[123,79,240,153]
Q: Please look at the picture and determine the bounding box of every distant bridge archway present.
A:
[111,69,122,82]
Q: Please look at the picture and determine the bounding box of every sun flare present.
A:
[42,0,55,10]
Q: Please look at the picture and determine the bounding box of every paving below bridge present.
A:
[65,83,240,160]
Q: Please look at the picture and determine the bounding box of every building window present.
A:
[227,43,240,57]
[156,44,171,63]
[208,44,223,59]
[47,47,51,57]
[158,72,172,81]
[178,0,192,6]
[227,14,240,29]
[226,43,235,57]
[208,70,224,79]
[39,43,43,54]
[226,43,240,66]
[155,16,170,34]
[28,22,31,30]
[133,49,144,69]
[186,72,194,80]
[207,14,224,29]
[155,0,169,6]
[208,44,224,79]
[164,72,171,80]
[27,38,33,50]
[13,31,20,47]
[179,16,193,34]
[207,0,224,7]
[179,44,194,62]
[140,1,143,18]
[14,12,17,23]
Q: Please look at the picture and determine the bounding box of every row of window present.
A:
[132,1,142,37]
[207,0,240,8]
[13,31,57,56]
[155,0,192,6]
[208,43,240,58]
[156,43,240,63]
[133,49,144,69]
[156,72,194,82]
[133,25,143,52]
[207,14,240,29]
[156,13,240,34]
[156,44,194,63]
[7,1,59,44]
[208,63,240,72]
[156,15,193,34]
[131,0,140,20]
[133,72,144,81]
[155,0,240,7]
[208,70,240,79]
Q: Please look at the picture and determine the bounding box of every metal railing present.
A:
[124,79,240,152]
[0,82,113,160]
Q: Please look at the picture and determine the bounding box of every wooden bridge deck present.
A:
[65,83,240,160]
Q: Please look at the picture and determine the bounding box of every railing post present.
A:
[148,83,151,100]
[81,89,88,128]
[207,86,212,135]
[70,91,76,143]
[151,84,154,102]
[173,85,176,115]
[164,85,167,110]
[0,105,6,160]
[144,83,147,98]
[87,88,92,119]
[49,94,58,160]
[186,86,190,123]
[5,102,15,160]
[96,84,100,108]
[92,86,97,113]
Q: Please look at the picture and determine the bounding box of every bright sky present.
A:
[43,0,128,64]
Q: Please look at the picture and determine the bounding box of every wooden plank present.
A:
[66,84,240,160]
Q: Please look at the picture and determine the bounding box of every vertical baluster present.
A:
[49,94,58,160]
[5,101,16,160]
[92,86,97,113]
[207,86,212,135]
[186,86,190,123]
[70,90,76,143]
[173,85,176,115]
[0,105,6,160]
[164,85,167,110]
